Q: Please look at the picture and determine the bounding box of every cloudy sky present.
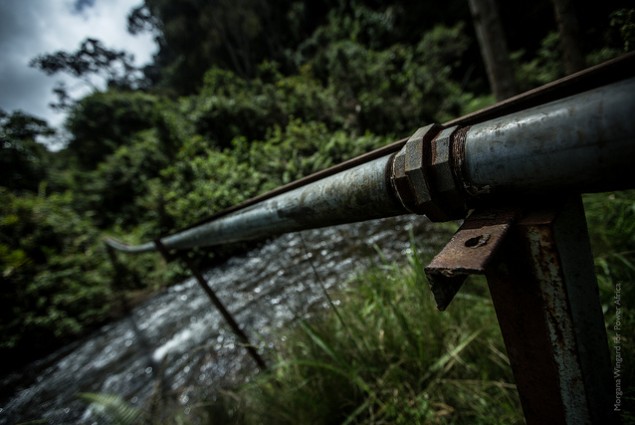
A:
[0,0,156,134]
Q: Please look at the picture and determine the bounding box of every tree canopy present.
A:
[2,0,634,375]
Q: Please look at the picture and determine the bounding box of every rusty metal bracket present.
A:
[424,207,521,310]
[424,196,616,424]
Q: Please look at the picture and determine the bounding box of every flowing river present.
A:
[0,215,450,424]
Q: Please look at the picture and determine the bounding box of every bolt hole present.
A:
[465,234,490,248]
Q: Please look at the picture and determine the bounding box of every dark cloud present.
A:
[73,0,97,14]
[0,1,54,120]
[0,0,156,139]
[0,2,39,51]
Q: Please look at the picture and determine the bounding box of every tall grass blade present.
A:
[79,393,142,425]
[299,321,342,364]
[424,329,482,381]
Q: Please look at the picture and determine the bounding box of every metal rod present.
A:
[106,156,405,252]
[485,196,616,424]
[460,77,635,197]
[153,240,268,371]
[106,76,635,253]
[173,51,635,231]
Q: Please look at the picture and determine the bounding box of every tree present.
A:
[550,0,585,74]
[30,38,147,109]
[468,0,517,100]
[128,0,334,94]
[0,110,54,192]
[64,91,160,169]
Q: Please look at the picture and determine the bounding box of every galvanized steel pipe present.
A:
[461,77,635,196]
[106,156,405,253]
[106,77,635,253]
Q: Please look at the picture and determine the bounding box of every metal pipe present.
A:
[106,156,405,253]
[460,77,635,197]
[159,52,635,233]
[106,76,635,253]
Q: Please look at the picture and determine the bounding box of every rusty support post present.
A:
[485,196,615,424]
[425,196,617,423]
[153,241,268,371]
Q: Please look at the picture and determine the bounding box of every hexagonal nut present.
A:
[403,124,439,206]
[395,124,447,220]
[429,125,466,219]
[430,126,458,194]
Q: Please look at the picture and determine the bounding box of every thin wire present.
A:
[298,232,357,341]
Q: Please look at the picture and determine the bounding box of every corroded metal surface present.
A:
[425,207,519,310]
[426,197,615,423]
[485,197,615,424]
[428,125,466,218]
[391,124,449,220]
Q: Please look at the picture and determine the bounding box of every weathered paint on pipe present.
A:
[106,77,635,254]
[461,77,635,197]
[106,156,405,253]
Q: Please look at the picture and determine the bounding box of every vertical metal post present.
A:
[153,241,268,371]
[485,196,616,424]
[425,196,617,423]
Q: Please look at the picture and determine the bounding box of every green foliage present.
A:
[235,119,388,186]
[227,244,520,424]
[584,192,635,418]
[587,8,635,66]
[137,0,321,93]
[81,129,170,229]
[188,66,341,148]
[29,38,148,111]
[309,23,471,135]
[0,110,54,193]
[513,32,565,92]
[159,135,269,228]
[0,189,112,367]
[169,21,474,148]
[610,8,635,52]
[66,90,161,169]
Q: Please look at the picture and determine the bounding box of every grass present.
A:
[201,192,635,425]
[209,241,522,424]
[584,191,635,423]
[84,192,635,424]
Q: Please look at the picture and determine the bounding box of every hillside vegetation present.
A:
[1,1,634,421]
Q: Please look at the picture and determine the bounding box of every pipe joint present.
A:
[390,124,468,222]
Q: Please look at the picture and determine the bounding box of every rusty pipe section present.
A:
[106,77,635,253]
[105,156,406,253]
[389,76,635,221]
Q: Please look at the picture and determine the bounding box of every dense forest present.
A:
[1,0,634,415]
